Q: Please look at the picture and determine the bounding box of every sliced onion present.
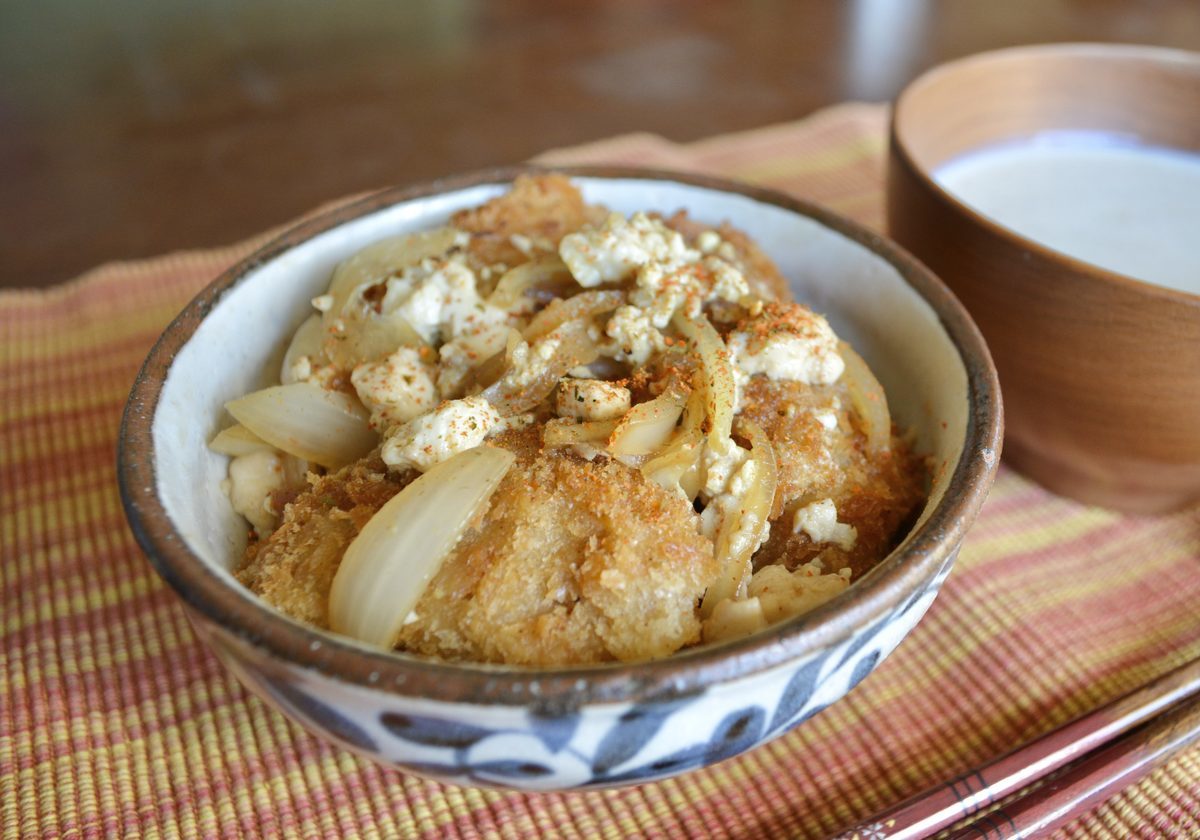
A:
[641,427,703,498]
[542,417,619,447]
[468,329,524,393]
[839,340,891,453]
[608,389,687,456]
[701,419,778,617]
[225,383,376,469]
[488,255,573,311]
[329,446,515,648]
[672,312,735,445]
[641,386,706,498]
[324,310,427,371]
[523,290,625,342]
[325,226,462,319]
[481,320,600,416]
[209,423,275,457]
[281,314,326,384]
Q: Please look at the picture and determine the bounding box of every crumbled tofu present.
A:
[556,379,632,421]
[286,354,313,384]
[382,257,487,345]
[727,312,844,386]
[792,498,858,551]
[700,439,750,500]
[699,456,761,550]
[351,347,440,432]
[604,305,667,366]
[696,230,722,254]
[704,257,750,305]
[627,257,750,328]
[225,450,304,537]
[559,212,698,287]
[381,396,503,473]
[311,294,334,313]
[814,409,838,431]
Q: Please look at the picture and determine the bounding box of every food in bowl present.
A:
[213,175,927,666]
[121,168,1000,789]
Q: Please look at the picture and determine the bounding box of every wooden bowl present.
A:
[888,44,1200,514]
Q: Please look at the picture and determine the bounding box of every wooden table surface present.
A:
[4,0,1200,288]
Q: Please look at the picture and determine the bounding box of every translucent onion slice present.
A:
[225,383,376,469]
[329,446,515,648]
[488,256,574,312]
[209,423,275,457]
[481,320,600,416]
[641,426,703,499]
[324,310,426,371]
[542,417,619,447]
[641,387,706,498]
[471,329,525,392]
[608,389,687,456]
[839,340,891,453]
[523,290,625,342]
[325,226,462,319]
[701,420,779,618]
[672,312,735,445]
[281,314,326,384]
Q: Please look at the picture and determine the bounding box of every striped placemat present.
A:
[3,103,1199,839]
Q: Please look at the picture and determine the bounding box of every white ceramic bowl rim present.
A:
[118,166,1002,707]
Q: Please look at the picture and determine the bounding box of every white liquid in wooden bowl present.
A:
[935,134,1200,297]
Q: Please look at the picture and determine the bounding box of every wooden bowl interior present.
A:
[896,46,1200,170]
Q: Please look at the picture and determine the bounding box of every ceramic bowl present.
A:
[119,167,1001,791]
[888,43,1200,514]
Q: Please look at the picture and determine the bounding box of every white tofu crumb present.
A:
[605,305,667,366]
[311,294,334,313]
[227,451,285,536]
[703,257,750,304]
[381,396,503,473]
[814,410,838,431]
[382,257,486,345]
[226,451,304,537]
[559,212,699,287]
[287,354,313,384]
[700,439,750,500]
[697,230,722,254]
[556,379,632,421]
[792,498,858,551]
[727,313,844,385]
[351,347,440,432]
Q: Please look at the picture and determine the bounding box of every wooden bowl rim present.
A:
[891,42,1200,308]
[118,165,1002,707]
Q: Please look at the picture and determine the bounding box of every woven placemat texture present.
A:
[3,102,1200,839]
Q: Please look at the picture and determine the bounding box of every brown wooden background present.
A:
[4,0,1200,288]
